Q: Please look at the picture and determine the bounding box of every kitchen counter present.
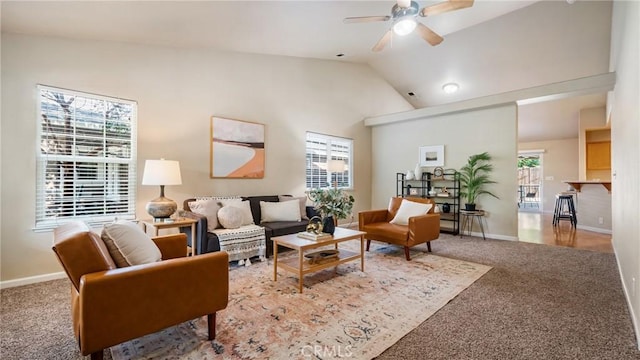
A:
[564,180,611,193]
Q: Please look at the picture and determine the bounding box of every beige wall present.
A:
[0,34,413,283]
[609,0,640,342]
[370,104,518,240]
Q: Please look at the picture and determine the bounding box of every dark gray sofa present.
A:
[182,195,316,257]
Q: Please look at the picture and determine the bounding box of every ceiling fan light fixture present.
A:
[393,17,417,36]
[442,82,460,94]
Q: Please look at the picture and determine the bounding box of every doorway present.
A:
[517,152,542,212]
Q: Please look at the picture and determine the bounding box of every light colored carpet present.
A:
[111,243,491,359]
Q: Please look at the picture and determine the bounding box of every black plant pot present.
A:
[442,203,451,213]
[465,203,476,211]
[323,216,336,235]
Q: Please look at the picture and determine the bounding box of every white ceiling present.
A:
[1,0,612,142]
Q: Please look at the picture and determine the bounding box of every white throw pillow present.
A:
[390,200,433,226]
[101,221,162,267]
[278,195,309,220]
[219,199,254,226]
[189,199,221,232]
[260,200,301,223]
[217,206,244,229]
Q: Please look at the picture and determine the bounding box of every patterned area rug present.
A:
[111,243,491,359]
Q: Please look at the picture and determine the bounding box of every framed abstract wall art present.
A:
[210,116,265,178]
[419,145,445,167]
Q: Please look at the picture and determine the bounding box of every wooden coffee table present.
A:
[272,227,366,293]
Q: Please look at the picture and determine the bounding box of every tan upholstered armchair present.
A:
[359,197,440,260]
[52,221,229,360]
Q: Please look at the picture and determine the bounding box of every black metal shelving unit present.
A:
[396,170,460,235]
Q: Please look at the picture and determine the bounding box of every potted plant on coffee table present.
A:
[459,152,499,211]
[307,188,355,235]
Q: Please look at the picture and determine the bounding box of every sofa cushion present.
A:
[219,199,254,226]
[217,206,245,229]
[262,221,309,237]
[189,198,221,232]
[260,200,301,222]
[278,195,309,220]
[390,199,432,226]
[361,222,409,242]
[101,221,162,267]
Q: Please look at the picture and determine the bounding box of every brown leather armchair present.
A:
[359,197,440,260]
[52,221,229,360]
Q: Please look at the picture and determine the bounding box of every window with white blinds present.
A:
[35,85,137,230]
[305,132,353,190]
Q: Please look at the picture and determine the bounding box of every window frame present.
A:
[34,85,138,231]
[305,132,354,190]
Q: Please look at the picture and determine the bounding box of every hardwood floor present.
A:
[518,211,613,253]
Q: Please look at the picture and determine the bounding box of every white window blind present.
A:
[35,85,137,231]
[305,132,353,189]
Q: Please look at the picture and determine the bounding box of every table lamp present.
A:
[142,159,182,220]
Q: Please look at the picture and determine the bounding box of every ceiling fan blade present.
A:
[343,15,391,24]
[420,0,474,17]
[372,30,393,52]
[416,23,443,46]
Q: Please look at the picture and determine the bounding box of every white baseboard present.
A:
[613,247,640,350]
[462,231,518,241]
[576,225,612,235]
[0,272,66,290]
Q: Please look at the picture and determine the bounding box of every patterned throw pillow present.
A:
[219,199,254,226]
[217,206,244,229]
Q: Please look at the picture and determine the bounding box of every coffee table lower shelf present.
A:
[278,249,359,274]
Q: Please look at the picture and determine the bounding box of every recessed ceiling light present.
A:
[442,83,459,94]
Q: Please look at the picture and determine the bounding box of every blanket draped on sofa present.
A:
[212,225,266,262]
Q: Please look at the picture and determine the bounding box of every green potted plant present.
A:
[307,188,355,234]
[459,152,499,211]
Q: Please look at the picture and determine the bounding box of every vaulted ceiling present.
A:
[1,0,613,142]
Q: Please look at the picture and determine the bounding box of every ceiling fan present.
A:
[343,0,474,52]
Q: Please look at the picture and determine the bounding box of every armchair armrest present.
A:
[408,213,440,245]
[78,251,229,354]
[152,233,187,260]
[359,209,389,228]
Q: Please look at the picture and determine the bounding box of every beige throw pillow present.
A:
[390,199,433,226]
[278,195,309,220]
[219,199,254,226]
[217,206,244,229]
[189,199,221,232]
[101,221,162,267]
[260,200,301,223]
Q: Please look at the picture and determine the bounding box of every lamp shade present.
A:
[142,159,182,186]
[327,159,346,173]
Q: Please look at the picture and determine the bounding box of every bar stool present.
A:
[553,193,577,227]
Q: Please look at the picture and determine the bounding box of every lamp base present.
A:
[146,196,177,219]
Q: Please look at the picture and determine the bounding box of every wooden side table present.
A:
[141,218,198,256]
[460,210,486,240]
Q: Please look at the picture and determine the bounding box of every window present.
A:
[35,85,137,230]
[305,132,353,189]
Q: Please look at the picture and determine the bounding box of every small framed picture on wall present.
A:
[419,145,445,167]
